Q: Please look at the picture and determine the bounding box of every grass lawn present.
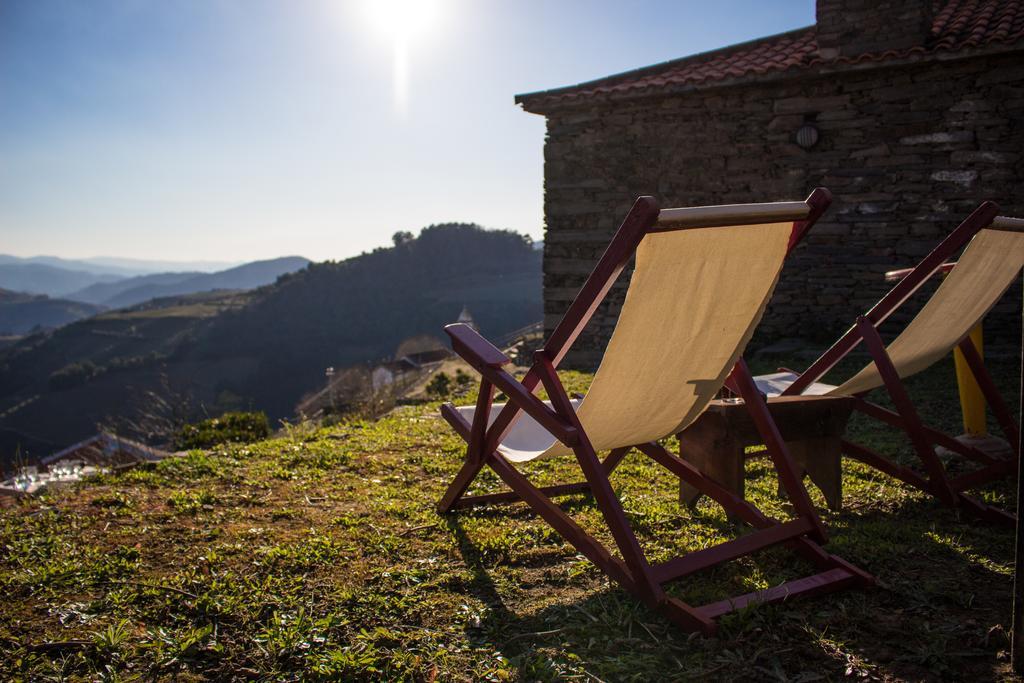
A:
[0,353,1019,681]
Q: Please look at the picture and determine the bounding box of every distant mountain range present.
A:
[0,254,239,277]
[0,289,106,336]
[0,262,123,298]
[0,256,310,333]
[0,253,274,299]
[0,224,541,459]
[67,257,311,308]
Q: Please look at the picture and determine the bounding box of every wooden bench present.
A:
[677,395,854,512]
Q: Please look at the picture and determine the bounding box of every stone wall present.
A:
[540,51,1024,368]
[816,0,933,58]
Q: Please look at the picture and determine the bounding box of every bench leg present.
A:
[777,437,843,511]
[677,423,746,518]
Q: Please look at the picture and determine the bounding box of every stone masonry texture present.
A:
[537,52,1024,369]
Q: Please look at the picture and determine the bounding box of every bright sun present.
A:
[359,0,443,112]
[362,0,441,43]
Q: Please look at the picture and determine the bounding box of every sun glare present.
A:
[359,0,443,113]
[362,0,441,42]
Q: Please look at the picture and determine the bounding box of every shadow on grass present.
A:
[442,486,1014,681]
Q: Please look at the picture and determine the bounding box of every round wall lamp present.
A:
[795,123,820,149]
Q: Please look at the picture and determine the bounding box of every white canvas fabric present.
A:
[753,371,835,397]
[458,221,794,462]
[455,399,583,462]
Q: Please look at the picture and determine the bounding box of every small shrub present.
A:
[175,411,270,449]
[454,368,474,388]
[426,372,452,399]
[48,361,103,391]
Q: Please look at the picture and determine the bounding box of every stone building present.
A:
[516,0,1023,368]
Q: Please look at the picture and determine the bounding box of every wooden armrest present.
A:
[445,323,509,368]
[481,365,578,446]
[445,323,577,446]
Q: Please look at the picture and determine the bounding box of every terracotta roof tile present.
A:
[517,0,1024,109]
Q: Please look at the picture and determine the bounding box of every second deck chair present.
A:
[754,203,1023,524]
[437,190,872,635]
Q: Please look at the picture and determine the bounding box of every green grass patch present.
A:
[0,354,1019,680]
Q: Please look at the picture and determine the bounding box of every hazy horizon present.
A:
[0,253,242,270]
[1,0,815,263]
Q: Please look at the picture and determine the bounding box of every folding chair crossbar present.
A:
[950,460,1016,492]
[636,441,771,528]
[841,439,933,491]
[779,202,1022,524]
[448,482,591,509]
[649,518,814,584]
[851,399,997,466]
[697,567,862,619]
[436,189,872,635]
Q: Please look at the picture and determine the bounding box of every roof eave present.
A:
[517,38,1024,115]
[514,25,815,109]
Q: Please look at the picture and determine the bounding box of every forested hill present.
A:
[67,256,311,308]
[194,223,541,416]
[0,289,105,335]
[0,223,541,456]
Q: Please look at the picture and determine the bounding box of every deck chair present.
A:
[754,203,1023,524]
[437,189,872,635]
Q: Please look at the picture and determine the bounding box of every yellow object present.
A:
[953,324,987,435]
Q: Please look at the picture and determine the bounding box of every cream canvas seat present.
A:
[437,190,871,635]
[455,219,792,462]
[764,207,1023,523]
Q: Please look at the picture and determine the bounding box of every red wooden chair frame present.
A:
[437,189,872,635]
[782,203,1022,524]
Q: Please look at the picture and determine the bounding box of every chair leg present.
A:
[438,403,627,514]
[957,493,1017,526]
[854,398,998,466]
[855,318,959,505]
[957,336,1021,453]
[730,358,828,544]
[577,438,663,602]
[437,402,490,513]
[438,457,488,514]
[603,447,630,475]
[638,441,773,529]
[486,454,640,591]
[449,481,592,509]
[535,355,663,605]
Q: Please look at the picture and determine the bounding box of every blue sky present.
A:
[0,1,815,262]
